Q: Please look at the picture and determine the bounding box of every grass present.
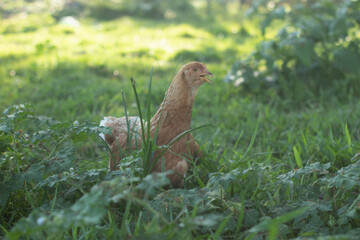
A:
[0,14,256,120]
[1,1,360,239]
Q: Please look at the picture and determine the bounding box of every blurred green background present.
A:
[1,0,257,121]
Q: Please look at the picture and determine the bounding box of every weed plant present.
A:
[1,74,360,239]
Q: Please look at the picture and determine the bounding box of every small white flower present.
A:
[113,70,119,76]
[267,1,275,9]
[37,217,46,225]
[234,77,245,87]
[265,76,274,82]
[74,120,79,126]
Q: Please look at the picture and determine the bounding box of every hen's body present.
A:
[101,62,212,188]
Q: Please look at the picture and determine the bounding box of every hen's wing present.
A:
[150,132,202,188]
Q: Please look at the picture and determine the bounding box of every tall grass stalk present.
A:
[121,90,131,151]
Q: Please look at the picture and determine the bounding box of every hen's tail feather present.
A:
[99,118,107,141]
[100,116,143,147]
[99,117,118,145]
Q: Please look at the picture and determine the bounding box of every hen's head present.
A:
[181,62,213,88]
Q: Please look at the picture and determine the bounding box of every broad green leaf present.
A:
[293,38,314,66]
[332,48,360,75]
[323,160,360,190]
[0,123,12,134]
[330,15,349,39]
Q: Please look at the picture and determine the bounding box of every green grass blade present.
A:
[146,68,153,143]
[120,200,132,238]
[268,207,308,240]
[345,123,352,154]
[167,124,212,148]
[232,113,260,169]
[131,77,146,148]
[51,182,59,212]
[230,130,244,158]
[293,146,303,168]
[235,194,245,236]
[150,124,212,171]
[144,141,153,174]
[143,69,154,174]
[97,133,117,168]
[213,215,231,239]
[72,226,77,240]
[1,225,9,236]
[121,90,132,151]
[134,211,142,235]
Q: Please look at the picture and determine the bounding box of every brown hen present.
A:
[100,62,213,188]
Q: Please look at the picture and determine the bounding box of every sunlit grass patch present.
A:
[0,11,258,121]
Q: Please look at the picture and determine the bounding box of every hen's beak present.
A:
[200,71,214,84]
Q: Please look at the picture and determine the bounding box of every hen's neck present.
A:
[150,75,198,130]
